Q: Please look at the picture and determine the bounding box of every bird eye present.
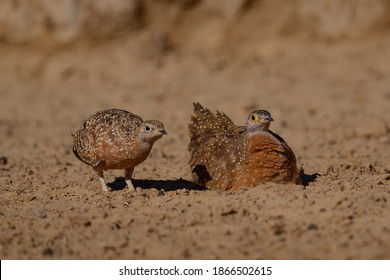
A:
[251,114,260,122]
[145,125,151,131]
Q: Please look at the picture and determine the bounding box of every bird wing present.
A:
[190,131,245,190]
[188,103,246,189]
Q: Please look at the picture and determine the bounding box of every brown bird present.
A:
[188,103,300,191]
[72,109,167,191]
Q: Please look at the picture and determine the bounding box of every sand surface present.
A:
[0,35,390,259]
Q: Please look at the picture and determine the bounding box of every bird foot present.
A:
[99,177,111,191]
[126,180,136,192]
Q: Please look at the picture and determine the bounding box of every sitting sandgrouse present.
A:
[188,103,300,191]
[72,109,167,191]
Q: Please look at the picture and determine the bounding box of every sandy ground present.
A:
[0,35,390,259]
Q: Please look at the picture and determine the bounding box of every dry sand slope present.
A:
[1,34,390,259]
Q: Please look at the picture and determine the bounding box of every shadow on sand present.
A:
[300,169,320,187]
[106,170,320,191]
[107,177,205,192]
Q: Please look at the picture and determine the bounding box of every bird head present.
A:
[246,109,273,131]
[139,120,167,143]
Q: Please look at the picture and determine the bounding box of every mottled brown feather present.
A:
[72,108,166,191]
[188,102,236,153]
[188,103,300,191]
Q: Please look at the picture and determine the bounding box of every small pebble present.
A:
[307,223,318,230]
[43,248,54,256]
[0,156,8,166]
[341,181,353,191]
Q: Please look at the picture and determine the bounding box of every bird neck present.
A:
[246,125,269,135]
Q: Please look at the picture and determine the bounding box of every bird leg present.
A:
[96,170,110,191]
[125,168,135,191]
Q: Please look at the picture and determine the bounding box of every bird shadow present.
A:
[106,170,320,191]
[107,177,205,192]
[300,169,320,187]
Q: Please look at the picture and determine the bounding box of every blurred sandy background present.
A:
[1,0,390,259]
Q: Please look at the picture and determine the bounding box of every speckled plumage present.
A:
[72,109,167,191]
[188,103,300,191]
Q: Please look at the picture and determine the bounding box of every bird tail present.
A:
[188,102,234,142]
[71,130,101,167]
[188,103,216,153]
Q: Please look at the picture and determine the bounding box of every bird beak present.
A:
[268,116,274,122]
[159,129,167,135]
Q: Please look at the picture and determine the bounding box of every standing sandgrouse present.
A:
[188,103,300,191]
[72,109,167,191]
